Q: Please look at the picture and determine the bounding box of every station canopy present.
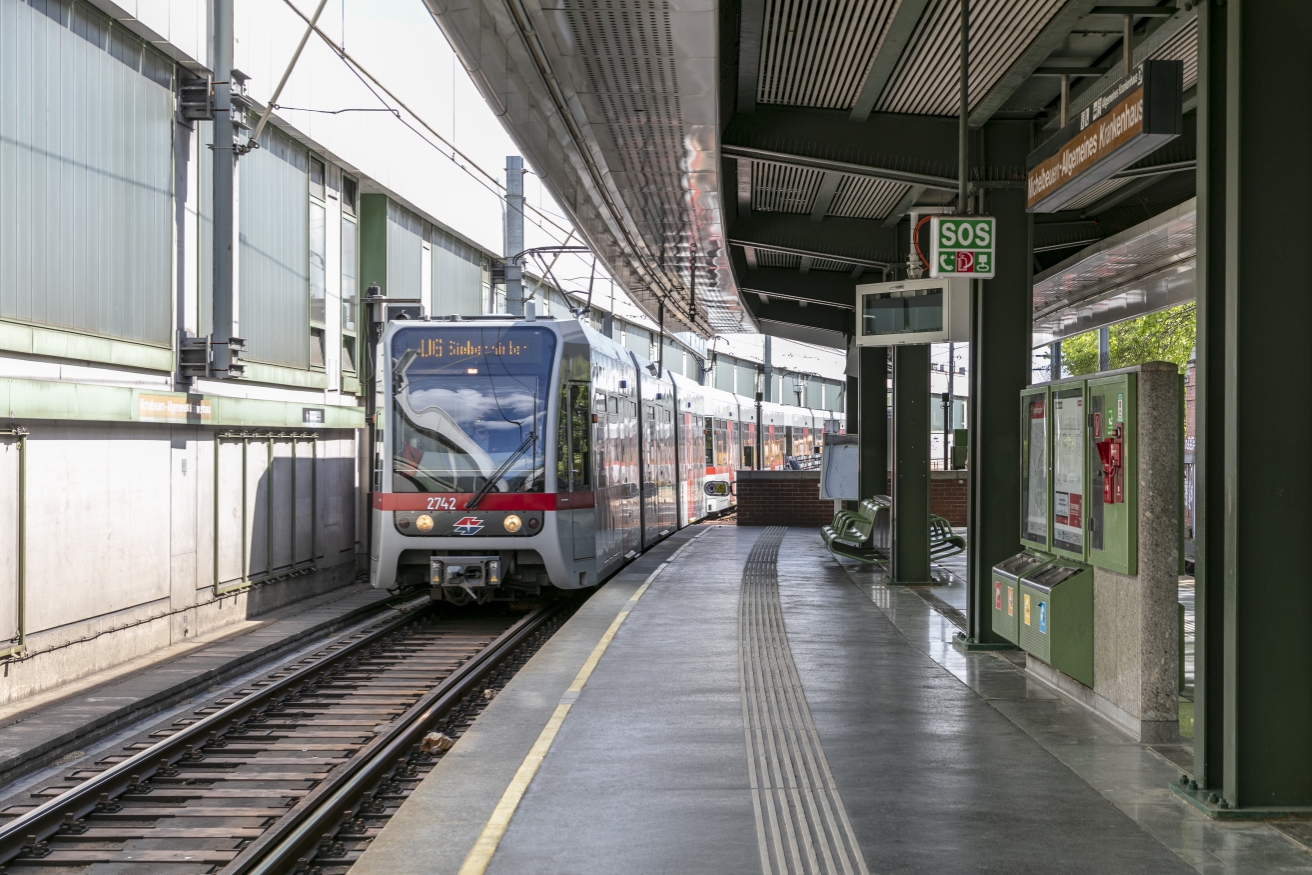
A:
[423,0,1198,345]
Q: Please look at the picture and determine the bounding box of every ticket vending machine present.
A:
[1087,373,1137,574]
[994,373,1140,680]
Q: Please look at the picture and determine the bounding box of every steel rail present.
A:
[226,604,558,874]
[0,601,428,863]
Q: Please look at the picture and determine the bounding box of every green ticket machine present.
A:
[1017,560,1094,687]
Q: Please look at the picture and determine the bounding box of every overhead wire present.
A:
[276,0,577,244]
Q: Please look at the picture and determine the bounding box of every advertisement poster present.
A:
[1052,391,1084,552]
[1024,398,1047,542]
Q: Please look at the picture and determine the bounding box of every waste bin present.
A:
[991,550,1055,645]
[1018,559,1094,687]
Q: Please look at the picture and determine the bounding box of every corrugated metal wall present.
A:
[0,0,173,346]
[239,125,309,367]
[386,201,422,299]
[430,228,482,316]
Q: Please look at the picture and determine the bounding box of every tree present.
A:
[1060,303,1196,377]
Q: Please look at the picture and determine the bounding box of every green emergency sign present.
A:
[929,216,996,278]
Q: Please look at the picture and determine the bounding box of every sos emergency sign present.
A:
[929,216,995,279]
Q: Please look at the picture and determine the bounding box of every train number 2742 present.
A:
[426,497,459,511]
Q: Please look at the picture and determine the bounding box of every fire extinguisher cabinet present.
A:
[1087,373,1137,574]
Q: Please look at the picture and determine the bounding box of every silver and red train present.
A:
[370,314,842,602]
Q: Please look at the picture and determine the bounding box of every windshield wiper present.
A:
[466,431,537,510]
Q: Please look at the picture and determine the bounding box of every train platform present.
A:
[0,582,395,787]
[354,525,1312,874]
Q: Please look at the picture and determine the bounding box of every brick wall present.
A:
[930,470,968,526]
[735,469,968,528]
[735,470,835,528]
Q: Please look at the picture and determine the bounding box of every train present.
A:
[369,313,843,602]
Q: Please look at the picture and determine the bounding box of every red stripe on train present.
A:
[372,492,596,511]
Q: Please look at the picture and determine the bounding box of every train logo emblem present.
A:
[452,517,484,535]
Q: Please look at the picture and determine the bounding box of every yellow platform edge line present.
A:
[456,534,700,875]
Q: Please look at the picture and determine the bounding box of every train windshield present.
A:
[390,326,557,494]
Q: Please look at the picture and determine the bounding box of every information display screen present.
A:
[1052,386,1085,554]
[861,288,944,337]
[1021,393,1048,547]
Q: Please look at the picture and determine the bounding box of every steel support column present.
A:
[891,344,931,584]
[1193,0,1227,795]
[1218,0,1312,810]
[846,375,858,434]
[966,128,1031,646]
[859,346,888,499]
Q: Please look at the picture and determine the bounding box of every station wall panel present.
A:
[0,0,173,348]
[269,440,295,572]
[0,434,19,643]
[294,440,314,566]
[215,437,245,585]
[23,423,171,635]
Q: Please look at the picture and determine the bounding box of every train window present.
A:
[714,419,729,467]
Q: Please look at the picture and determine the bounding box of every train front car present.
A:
[371,317,595,603]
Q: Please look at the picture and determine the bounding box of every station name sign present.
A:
[1026,60,1182,213]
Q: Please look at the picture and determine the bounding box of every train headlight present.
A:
[503,514,523,533]
[416,514,434,532]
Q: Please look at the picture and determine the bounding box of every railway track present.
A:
[0,599,572,874]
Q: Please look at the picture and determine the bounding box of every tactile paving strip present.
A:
[738,527,870,875]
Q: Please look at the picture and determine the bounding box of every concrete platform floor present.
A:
[354,526,1312,874]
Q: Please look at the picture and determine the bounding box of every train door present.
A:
[659,404,677,532]
[564,382,594,561]
[593,389,619,570]
[622,396,641,557]
[642,401,660,548]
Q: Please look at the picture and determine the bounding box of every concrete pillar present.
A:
[965,122,1032,646]
[858,346,888,499]
[891,344,931,584]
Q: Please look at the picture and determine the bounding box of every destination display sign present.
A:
[392,326,554,370]
[1026,60,1183,213]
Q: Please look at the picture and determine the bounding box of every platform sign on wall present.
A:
[1026,60,1182,213]
[929,216,995,278]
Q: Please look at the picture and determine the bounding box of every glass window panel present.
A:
[309,157,325,200]
[310,201,326,324]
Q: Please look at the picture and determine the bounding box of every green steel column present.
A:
[1220,0,1312,810]
[1193,0,1227,793]
[859,346,888,498]
[966,122,1032,645]
[891,344,931,584]
[846,374,858,434]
